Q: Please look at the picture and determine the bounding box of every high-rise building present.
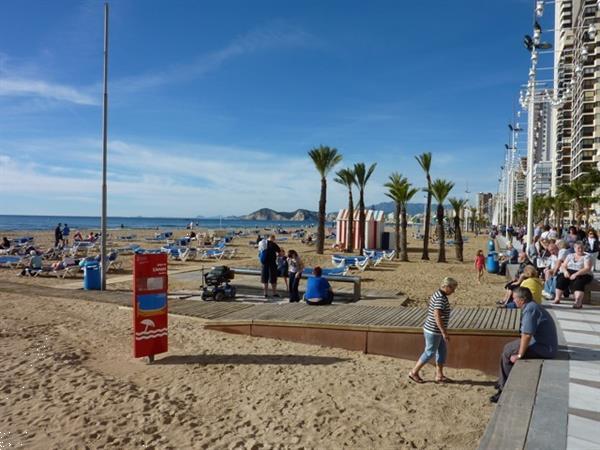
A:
[552,0,599,191]
[514,157,528,204]
[570,0,599,181]
[477,192,493,222]
[533,161,553,194]
[533,101,552,164]
[551,0,576,192]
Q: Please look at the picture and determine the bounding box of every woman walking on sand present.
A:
[408,277,458,384]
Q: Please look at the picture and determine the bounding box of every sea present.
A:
[0,215,322,232]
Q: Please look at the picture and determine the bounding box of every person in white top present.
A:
[553,241,593,309]
[542,242,567,299]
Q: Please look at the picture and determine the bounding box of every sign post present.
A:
[133,253,168,362]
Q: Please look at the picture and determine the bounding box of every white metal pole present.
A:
[504,150,511,228]
[101,2,109,290]
[525,89,535,247]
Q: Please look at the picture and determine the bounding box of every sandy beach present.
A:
[0,227,501,448]
[0,227,506,307]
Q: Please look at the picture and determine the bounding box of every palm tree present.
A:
[469,206,477,232]
[428,179,455,263]
[384,173,405,259]
[513,202,527,226]
[394,178,418,261]
[353,162,377,252]
[334,168,356,252]
[448,198,468,262]
[415,152,433,260]
[308,146,343,254]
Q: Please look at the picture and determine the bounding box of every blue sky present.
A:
[1,0,536,217]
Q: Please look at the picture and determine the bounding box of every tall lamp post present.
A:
[101,2,109,290]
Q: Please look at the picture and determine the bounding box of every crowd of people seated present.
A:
[494,223,597,309]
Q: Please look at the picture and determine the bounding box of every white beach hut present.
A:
[336,209,385,250]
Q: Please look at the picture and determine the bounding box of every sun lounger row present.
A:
[331,253,383,272]
[302,266,349,277]
[362,249,396,261]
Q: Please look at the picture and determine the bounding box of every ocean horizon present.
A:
[0,214,323,232]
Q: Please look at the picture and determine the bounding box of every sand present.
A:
[0,227,506,307]
[0,226,501,448]
[0,290,494,449]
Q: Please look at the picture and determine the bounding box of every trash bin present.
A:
[486,252,499,274]
[83,262,101,290]
[487,239,495,252]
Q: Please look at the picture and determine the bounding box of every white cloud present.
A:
[0,137,355,217]
[0,78,98,106]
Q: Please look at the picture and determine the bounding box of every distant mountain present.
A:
[240,208,319,222]
[368,202,429,216]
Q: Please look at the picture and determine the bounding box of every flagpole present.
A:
[101,2,109,290]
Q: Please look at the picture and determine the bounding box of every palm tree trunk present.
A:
[437,205,446,263]
[454,216,463,262]
[401,205,408,262]
[317,177,326,254]
[347,190,354,253]
[358,189,366,251]
[394,202,400,259]
[422,181,431,260]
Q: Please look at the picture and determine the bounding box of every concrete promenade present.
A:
[549,302,600,449]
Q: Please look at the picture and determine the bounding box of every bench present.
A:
[479,306,570,450]
[583,272,600,305]
[230,267,362,301]
[478,353,569,449]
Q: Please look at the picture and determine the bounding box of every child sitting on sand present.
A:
[475,250,485,284]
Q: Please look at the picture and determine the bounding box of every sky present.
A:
[0,0,539,217]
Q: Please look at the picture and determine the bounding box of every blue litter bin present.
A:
[486,252,499,274]
[487,239,495,252]
[83,262,101,290]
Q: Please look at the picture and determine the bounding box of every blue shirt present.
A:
[521,302,558,358]
[305,276,331,300]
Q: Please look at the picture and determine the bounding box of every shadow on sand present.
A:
[154,354,350,366]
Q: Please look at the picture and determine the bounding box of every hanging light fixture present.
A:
[536,0,544,17]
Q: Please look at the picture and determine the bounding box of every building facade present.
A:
[552,0,599,189]
[477,192,493,222]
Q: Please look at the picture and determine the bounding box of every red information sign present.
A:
[133,253,168,359]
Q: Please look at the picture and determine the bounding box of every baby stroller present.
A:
[201,265,236,301]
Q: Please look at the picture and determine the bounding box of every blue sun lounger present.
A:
[302,266,349,277]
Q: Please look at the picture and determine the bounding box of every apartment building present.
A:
[570,0,599,180]
[552,0,576,191]
[552,0,599,189]
[477,192,493,222]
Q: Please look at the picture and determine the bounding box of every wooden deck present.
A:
[206,304,521,335]
[205,304,521,375]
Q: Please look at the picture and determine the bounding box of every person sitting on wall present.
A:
[304,266,333,305]
[490,286,558,403]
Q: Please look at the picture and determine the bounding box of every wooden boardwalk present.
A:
[205,304,521,375]
[206,304,521,335]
